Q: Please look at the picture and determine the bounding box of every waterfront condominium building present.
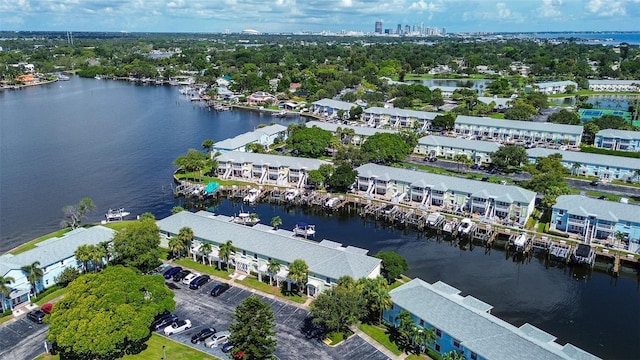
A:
[593,129,640,152]
[355,163,536,225]
[551,195,640,252]
[454,115,583,147]
[310,98,358,119]
[212,124,288,153]
[414,135,500,165]
[526,148,640,182]
[0,226,115,312]
[362,107,439,130]
[217,151,330,187]
[156,211,381,297]
[587,79,639,92]
[534,80,578,95]
[305,120,397,146]
[384,278,600,360]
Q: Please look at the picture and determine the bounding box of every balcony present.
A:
[567,219,586,227]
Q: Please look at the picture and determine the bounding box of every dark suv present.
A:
[190,327,217,343]
[189,275,210,289]
[172,269,191,282]
[27,310,46,324]
[163,266,183,279]
[151,313,178,331]
[211,283,231,297]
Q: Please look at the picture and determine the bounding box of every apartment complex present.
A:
[415,135,500,165]
[594,129,640,152]
[213,124,288,153]
[526,148,639,181]
[588,80,639,92]
[362,107,439,130]
[305,120,397,146]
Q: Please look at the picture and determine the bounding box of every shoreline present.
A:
[0,78,58,91]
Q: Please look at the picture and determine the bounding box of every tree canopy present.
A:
[61,197,96,229]
[361,132,413,165]
[229,296,277,360]
[326,163,357,192]
[374,251,409,284]
[286,126,333,158]
[111,216,163,273]
[47,266,175,360]
[489,145,528,170]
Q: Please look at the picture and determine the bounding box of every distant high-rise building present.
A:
[442,27,447,35]
[397,24,402,35]
[405,25,411,35]
[375,21,383,34]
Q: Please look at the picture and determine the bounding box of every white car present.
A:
[164,319,191,336]
[182,272,200,285]
[204,330,231,348]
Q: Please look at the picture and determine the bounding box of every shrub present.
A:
[31,285,63,303]
[326,331,344,344]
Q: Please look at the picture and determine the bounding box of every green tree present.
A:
[549,109,580,125]
[0,276,14,312]
[443,351,466,360]
[326,163,357,192]
[267,259,281,286]
[61,197,96,229]
[201,139,215,154]
[229,296,277,360]
[452,153,472,172]
[54,267,81,287]
[200,242,213,265]
[432,113,456,130]
[307,169,326,188]
[21,261,44,296]
[171,206,185,214]
[361,133,413,165]
[74,244,93,273]
[89,244,106,272]
[286,126,334,158]
[374,251,409,284]
[310,283,364,334]
[350,105,363,120]
[178,226,195,258]
[47,266,175,360]
[490,145,528,170]
[219,240,236,271]
[359,277,392,324]
[270,216,282,230]
[287,258,309,293]
[173,148,208,179]
[168,236,185,259]
[111,217,162,273]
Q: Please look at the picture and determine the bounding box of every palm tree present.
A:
[270,216,282,230]
[168,236,184,259]
[202,139,215,155]
[90,244,106,272]
[412,326,437,355]
[98,241,112,266]
[443,351,466,360]
[21,261,44,297]
[287,259,309,294]
[571,162,582,176]
[200,243,213,265]
[74,244,92,273]
[633,169,640,184]
[396,309,415,341]
[0,276,14,312]
[362,277,392,324]
[218,240,236,272]
[178,227,194,258]
[267,259,281,286]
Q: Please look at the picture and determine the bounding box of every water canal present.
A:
[1,77,638,359]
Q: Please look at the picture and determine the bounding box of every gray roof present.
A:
[535,81,577,88]
[364,107,439,120]
[215,124,287,150]
[526,148,639,171]
[356,163,536,204]
[478,96,511,107]
[217,151,330,169]
[305,120,397,137]
[312,98,358,111]
[429,85,461,92]
[390,279,600,360]
[456,115,583,136]
[553,195,640,223]
[595,129,640,140]
[156,211,381,280]
[418,135,500,153]
[0,226,115,276]
[588,79,638,86]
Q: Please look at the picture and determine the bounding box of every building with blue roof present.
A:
[213,124,288,153]
[355,164,536,225]
[0,226,115,312]
[551,195,640,252]
[594,129,640,152]
[384,278,600,360]
[156,211,381,296]
[310,99,359,119]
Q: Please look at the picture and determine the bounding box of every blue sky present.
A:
[1,0,638,33]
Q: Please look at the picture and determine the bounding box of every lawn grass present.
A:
[405,354,434,360]
[358,323,403,355]
[173,258,231,279]
[8,228,72,255]
[102,220,137,231]
[0,315,14,325]
[488,113,505,119]
[34,288,66,306]
[34,333,219,360]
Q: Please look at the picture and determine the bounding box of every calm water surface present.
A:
[1,77,638,359]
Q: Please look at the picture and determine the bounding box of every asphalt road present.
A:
[0,317,49,360]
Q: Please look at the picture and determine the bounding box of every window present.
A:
[419,319,424,326]
[242,250,246,256]
[435,344,441,352]
[253,253,258,259]
[45,279,49,285]
[325,277,331,284]
[471,352,478,360]
[435,328,442,338]
[453,338,461,348]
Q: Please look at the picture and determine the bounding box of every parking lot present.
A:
[161,277,390,360]
[0,316,49,360]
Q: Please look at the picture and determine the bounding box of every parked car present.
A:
[163,266,183,279]
[590,180,600,186]
[189,275,210,289]
[151,313,178,331]
[27,310,46,324]
[191,327,217,344]
[41,303,54,315]
[211,283,231,297]
[172,269,191,282]
[164,319,192,336]
[221,341,235,353]
[470,164,479,170]
[204,330,231,348]
[181,272,200,285]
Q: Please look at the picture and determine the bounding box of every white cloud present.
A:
[539,0,563,18]
[586,0,627,16]
[496,2,511,19]
[409,1,441,11]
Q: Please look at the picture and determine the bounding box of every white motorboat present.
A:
[324,197,341,209]
[232,212,260,226]
[243,188,260,203]
[293,222,316,238]
[457,218,475,235]
[105,208,130,221]
[285,189,299,202]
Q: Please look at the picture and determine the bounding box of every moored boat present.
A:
[105,208,130,221]
[293,222,316,238]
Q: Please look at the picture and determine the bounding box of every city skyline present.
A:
[1,0,638,34]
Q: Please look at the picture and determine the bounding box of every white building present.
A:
[588,80,639,92]
[594,129,640,152]
[156,211,381,296]
[415,135,500,165]
[310,99,358,119]
[535,81,578,95]
[362,107,439,130]
[213,124,288,153]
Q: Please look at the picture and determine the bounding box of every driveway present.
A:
[161,278,391,360]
